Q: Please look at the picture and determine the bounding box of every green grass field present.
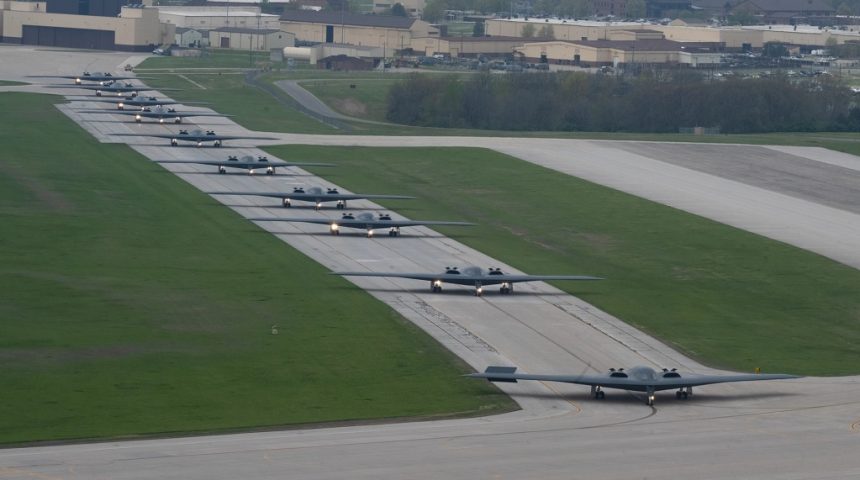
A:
[135,56,860,376]
[261,145,860,377]
[301,78,400,122]
[0,80,26,86]
[135,57,860,155]
[139,50,272,69]
[0,93,514,445]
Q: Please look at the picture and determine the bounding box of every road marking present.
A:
[178,74,206,90]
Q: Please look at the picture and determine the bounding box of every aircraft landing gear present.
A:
[175,117,182,124]
[266,167,275,175]
[336,200,345,209]
[170,139,178,146]
[591,386,605,400]
[388,227,400,237]
[500,282,513,294]
[218,166,226,174]
[430,281,442,293]
[214,140,222,147]
[283,199,291,208]
[675,387,692,400]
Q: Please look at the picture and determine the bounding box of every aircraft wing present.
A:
[75,110,229,118]
[249,217,336,226]
[157,161,332,168]
[49,85,180,91]
[651,373,801,389]
[469,367,800,390]
[370,220,475,228]
[205,190,397,200]
[332,272,448,282]
[108,133,280,141]
[468,368,629,387]
[493,274,603,282]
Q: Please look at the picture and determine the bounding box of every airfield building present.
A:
[280,10,438,50]
[0,0,171,51]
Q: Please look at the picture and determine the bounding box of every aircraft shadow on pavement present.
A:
[510,390,801,405]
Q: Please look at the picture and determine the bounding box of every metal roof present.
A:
[280,11,417,29]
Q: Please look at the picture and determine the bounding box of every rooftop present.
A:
[281,11,417,29]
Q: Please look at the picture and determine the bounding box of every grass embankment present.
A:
[136,59,860,155]
[0,93,514,445]
[261,145,860,377]
[0,80,26,86]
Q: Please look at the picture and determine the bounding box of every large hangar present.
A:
[1,0,171,51]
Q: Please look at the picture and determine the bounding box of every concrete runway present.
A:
[3,46,860,479]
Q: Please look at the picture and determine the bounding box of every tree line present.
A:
[386,71,860,133]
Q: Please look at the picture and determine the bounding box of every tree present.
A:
[537,24,555,39]
[422,0,446,23]
[762,42,788,58]
[521,23,536,38]
[390,2,408,16]
[626,0,646,18]
[472,20,485,37]
[727,11,758,25]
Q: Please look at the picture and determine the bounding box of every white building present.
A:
[157,6,280,31]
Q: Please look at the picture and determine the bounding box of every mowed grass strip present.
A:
[0,93,513,445]
[262,145,860,376]
[141,72,339,135]
[137,53,860,155]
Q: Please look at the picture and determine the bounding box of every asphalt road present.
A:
[2,46,860,479]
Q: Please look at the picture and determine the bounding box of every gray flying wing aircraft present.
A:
[73,96,212,110]
[469,365,800,405]
[48,82,179,96]
[249,212,474,238]
[331,265,602,296]
[206,186,414,209]
[29,72,141,84]
[77,106,230,124]
[156,155,332,175]
[109,129,279,147]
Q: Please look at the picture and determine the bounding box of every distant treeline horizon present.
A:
[386,71,860,133]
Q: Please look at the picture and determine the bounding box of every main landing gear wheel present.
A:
[283,199,291,208]
[218,167,226,174]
